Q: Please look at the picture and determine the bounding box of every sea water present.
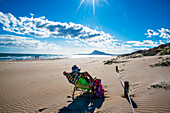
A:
[0,53,112,61]
[0,53,69,61]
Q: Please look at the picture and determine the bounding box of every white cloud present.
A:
[145,29,159,38]
[126,41,140,44]
[158,28,170,39]
[0,35,60,50]
[66,40,80,44]
[0,12,168,54]
[145,28,170,40]
[126,40,159,47]
[0,12,119,48]
[0,12,12,28]
[66,40,87,46]
[159,40,164,44]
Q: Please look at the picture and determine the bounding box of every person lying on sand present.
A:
[63,65,94,88]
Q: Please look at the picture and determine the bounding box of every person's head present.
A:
[72,65,80,73]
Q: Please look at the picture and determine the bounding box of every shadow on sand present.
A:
[126,96,138,108]
[121,93,138,109]
[58,92,105,113]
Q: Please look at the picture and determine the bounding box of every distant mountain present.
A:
[90,50,113,55]
[77,50,116,56]
[119,43,170,58]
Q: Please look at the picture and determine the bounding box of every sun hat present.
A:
[72,65,81,72]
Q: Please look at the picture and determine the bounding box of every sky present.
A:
[0,0,170,54]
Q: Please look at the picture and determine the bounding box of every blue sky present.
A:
[0,0,170,54]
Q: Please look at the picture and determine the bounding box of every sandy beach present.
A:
[0,55,170,113]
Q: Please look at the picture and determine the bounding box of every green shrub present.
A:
[160,48,170,55]
[150,57,170,67]
[104,60,113,65]
[150,82,170,90]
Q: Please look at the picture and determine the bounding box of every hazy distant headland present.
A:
[76,50,117,56]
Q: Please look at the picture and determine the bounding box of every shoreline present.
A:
[0,55,113,62]
[0,58,65,62]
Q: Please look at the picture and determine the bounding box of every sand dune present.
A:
[0,55,170,112]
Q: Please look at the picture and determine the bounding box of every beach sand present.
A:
[0,55,170,113]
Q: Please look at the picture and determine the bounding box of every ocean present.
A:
[0,53,112,61]
[0,53,70,61]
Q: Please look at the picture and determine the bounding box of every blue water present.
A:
[0,53,69,61]
[0,53,112,61]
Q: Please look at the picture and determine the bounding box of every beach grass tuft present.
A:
[150,82,170,90]
[149,57,170,67]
